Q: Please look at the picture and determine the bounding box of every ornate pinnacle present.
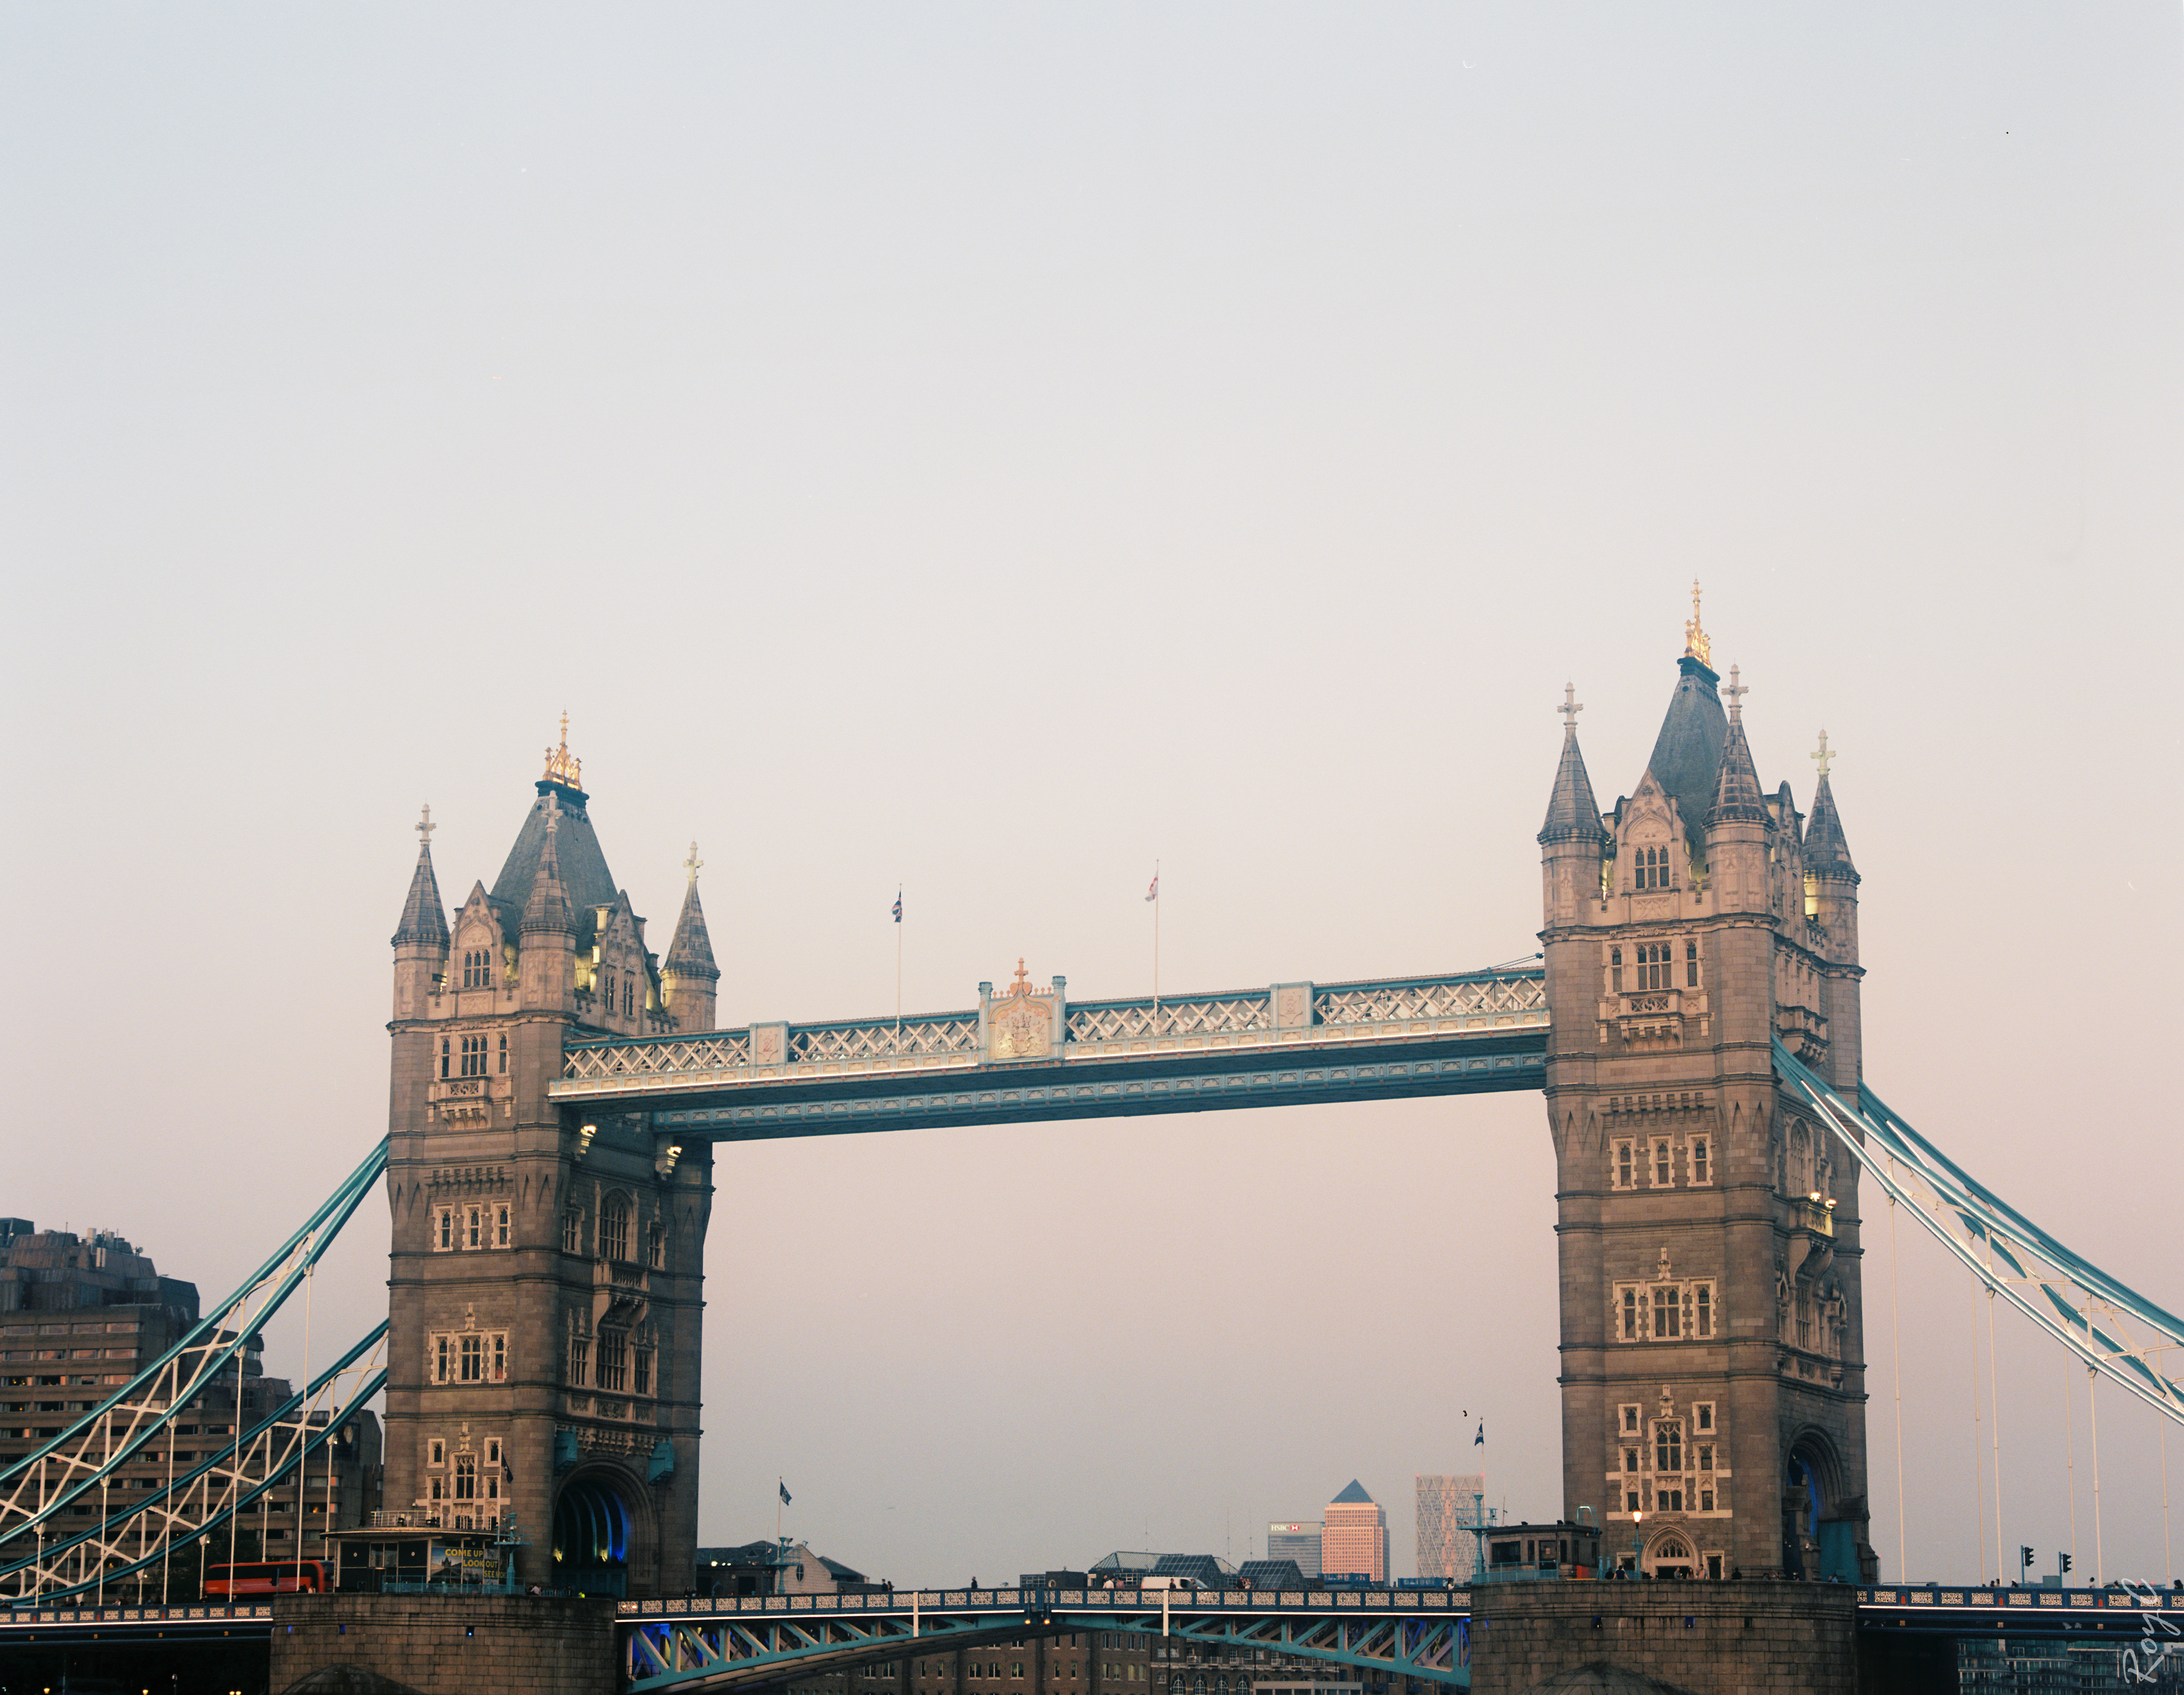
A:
[1724,664,1748,722]
[1683,579,1711,667]
[1811,730,1835,781]
[684,841,704,886]
[1558,683,1583,737]
[417,803,436,847]
[542,712,583,791]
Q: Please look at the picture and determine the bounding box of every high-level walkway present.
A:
[549,967,1549,1138]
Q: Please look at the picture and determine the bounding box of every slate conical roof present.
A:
[664,877,721,983]
[1643,656,1728,851]
[1804,772,1857,876]
[1707,718,1769,827]
[391,835,450,949]
[520,806,575,935]
[491,781,620,946]
[1539,728,1611,847]
[1330,1479,1374,1505]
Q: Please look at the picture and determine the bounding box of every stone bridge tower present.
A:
[1537,598,1874,1581]
[384,724,717,1594]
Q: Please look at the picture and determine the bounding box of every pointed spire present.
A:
[1708,717,1769,827]
[663,864,720,984]
[392,804,451,948]
[1540,687,1610,846]
[521,802,574,934]
[1804,737,1857,875]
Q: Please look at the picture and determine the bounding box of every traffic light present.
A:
[2021,1546,2034,1572]
[2061,1553,2074,1577]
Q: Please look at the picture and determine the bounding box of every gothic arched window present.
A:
[1611,947,1624,992]
[454,1454,476,1500]
[1655,1142,1671,1186]
[1685,940,1699,986]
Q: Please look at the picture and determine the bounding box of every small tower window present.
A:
[647,1221,665,1269]
[439,1037,450,1080]
[1654,1142,1671,1186]
[1635,944,1672,991]
[498,1033,508,1074]
[600,1197,631,1264]
[1655,1422,1683,1474]
[1623,1406,1639,1433]
[1617,1144,1633,1187]
[465,1206,482,1249]
[462,948,494,990]
[1695,1285,1713,1337]
[566,1336,588,1387]
[459,1035,489,1078]
[1692,1138,1709,1184]
[1634,846,1675,891]
[634,1348,652,1396]
[1610,947,1624,991]
[562,1209,582,1255]
[1685,941,1699,986]
[1652,1286,1680,1338]
[596,1331,627,1393]
[454,1454,476,1500]
[1621,1289,1638,1339]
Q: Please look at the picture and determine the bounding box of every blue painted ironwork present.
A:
[620,1587,1472,1693]
[554,968,1549,1139]
[0,1139,390,1604]
[1775,1040,2184,1430]
[2,1326,388,1604]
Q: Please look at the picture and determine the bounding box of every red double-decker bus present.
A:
[204,1559,329,1596]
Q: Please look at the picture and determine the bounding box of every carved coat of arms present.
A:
[989,960,1051,1061]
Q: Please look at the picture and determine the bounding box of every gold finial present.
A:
[541,711,583,791]
[684,841,703,886]
[1811,730,1835,781]
[1010,958,1032,996]
[1558,683,1583,737]
[1723,664,1748,722]
[417,803,436,847]
[1683,578,1711,667]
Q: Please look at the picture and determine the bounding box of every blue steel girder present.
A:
[622,1592,1471,1694]
[555,967,1548,1140]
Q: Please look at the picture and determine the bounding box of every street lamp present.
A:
[1632,1511,1643,1581]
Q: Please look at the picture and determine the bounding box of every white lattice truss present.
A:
[1776,1039,2184,1430]
[0,1329,387,1604]
[1316,977,1546,1025]
[1066,996,1271,1042]
[791,1020,980,1064]
[0,1140,390,1604]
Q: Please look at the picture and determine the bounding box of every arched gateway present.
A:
[380,609,1873,1593]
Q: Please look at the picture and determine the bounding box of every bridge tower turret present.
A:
[1539,600,1874,1583]
[382,723,714,1596]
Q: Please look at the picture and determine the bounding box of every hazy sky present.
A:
[5,5,2181,1589]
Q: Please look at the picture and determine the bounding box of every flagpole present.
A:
[1153,860,1160,1032]
[896,888,903,1040]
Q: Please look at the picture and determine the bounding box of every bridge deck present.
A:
[548,968,1548,1138]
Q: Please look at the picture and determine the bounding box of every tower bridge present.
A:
[5,605,2179,1670]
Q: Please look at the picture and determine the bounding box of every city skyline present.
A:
[5,5,2180,1590]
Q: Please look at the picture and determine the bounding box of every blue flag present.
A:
[1474,1421,1485,1446]
[892,893,902,924]
[779,1481,792,1506]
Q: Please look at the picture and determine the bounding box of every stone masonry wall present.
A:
[1468,1579,1859,1695]
[269,1593,618,1695]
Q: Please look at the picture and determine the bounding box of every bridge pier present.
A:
[1466,1579,1859,1695]
[270,1593,618,1694]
